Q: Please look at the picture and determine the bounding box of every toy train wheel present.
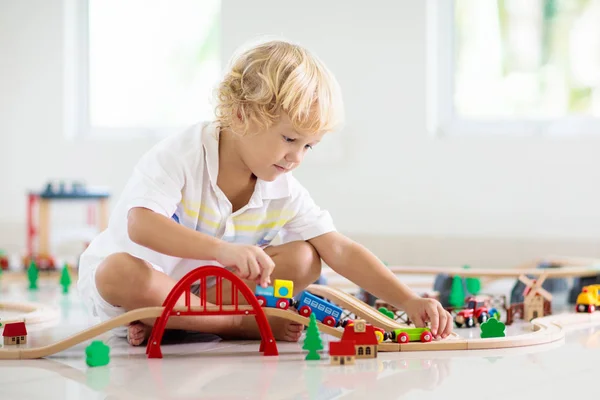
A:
[374,330,384,343]
[420,331,432,342]
[276,299,289,310]
[256,296,267,307]
[299,305,312,317]
[323,316,336,326]
[590,305,596,313]
[397,332,410,343]
[465,317,475,328]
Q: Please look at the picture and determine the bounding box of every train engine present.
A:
[254,279,294,310]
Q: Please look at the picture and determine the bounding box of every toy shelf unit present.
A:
[25,181,110,269]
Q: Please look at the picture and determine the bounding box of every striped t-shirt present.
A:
[78,121,336,281]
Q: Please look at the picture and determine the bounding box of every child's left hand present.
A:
[402,297,453,340]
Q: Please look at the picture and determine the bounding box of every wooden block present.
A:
[400,339,468,352]
[378,343,400,352]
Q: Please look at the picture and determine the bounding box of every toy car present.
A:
[454,296,490,328]
[575,285,600,313]
[389,327,432,343]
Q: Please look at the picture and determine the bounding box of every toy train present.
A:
[254,279,343,327]
[254,279,432,343]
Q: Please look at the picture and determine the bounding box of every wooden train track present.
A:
[2,284,600,359]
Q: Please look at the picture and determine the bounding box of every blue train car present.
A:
[254,284,291,310]
[295,291,343,326]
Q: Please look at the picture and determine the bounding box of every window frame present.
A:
[426,0,600,138]
[64,0,216,140]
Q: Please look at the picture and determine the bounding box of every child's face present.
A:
[238,113,323,181]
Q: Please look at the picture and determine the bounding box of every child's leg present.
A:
[93,253,254,344]
[93,243,320,344]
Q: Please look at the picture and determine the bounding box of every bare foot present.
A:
[127,321,152,346]
[225,315,304,342]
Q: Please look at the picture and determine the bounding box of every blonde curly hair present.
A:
[215,39,344,136]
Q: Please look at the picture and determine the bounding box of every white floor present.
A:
[1,275,599,400]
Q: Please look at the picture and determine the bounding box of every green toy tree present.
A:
[449,275,465,308]
[86,340,110,367]
[463,264,481,295]
[303,313,323,360]
[27,260,39,290]
[60,263,72,294]
[480,318,506,338]
[378,307,395,320]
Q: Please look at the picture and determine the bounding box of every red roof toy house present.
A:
[329,340,356,365]
[3,322,27,345]
[341,319,379,358]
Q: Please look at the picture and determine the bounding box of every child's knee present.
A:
[95,253,151,302]
[287,241,322,283]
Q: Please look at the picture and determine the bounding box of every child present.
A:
[77,39,453,346]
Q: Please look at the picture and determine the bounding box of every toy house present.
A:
[341,319,378,358]
[329,340,356,365]
[3,322,27,345]
[520,273,552,321]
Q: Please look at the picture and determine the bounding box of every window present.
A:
[366,347,371,356]
[68,0,221,138]
[429,0,600,136]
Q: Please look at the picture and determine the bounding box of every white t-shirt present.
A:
[78,121,336,283]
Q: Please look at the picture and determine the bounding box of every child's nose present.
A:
[286,149,304,163]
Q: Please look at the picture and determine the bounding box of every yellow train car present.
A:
[575,285,600,313]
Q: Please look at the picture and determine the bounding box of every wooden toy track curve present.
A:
[0,301,60,326]
[2,284,600,359]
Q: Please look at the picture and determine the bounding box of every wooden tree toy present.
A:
[464,265,481,295]
[86,340,110,367]
[520,272,552,321]
[303,313,323,360]
[449,275,465,308]
[27,260,39,290]
[60,263,72,294]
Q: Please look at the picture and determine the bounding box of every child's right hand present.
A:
[215,242,275,288]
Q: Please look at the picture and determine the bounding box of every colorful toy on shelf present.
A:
[389,327,432,343]
[520,273,552,321]
[85,340,110,367]
[2,322,27,345]
[60,263,72,294]
[254,279,293,309]
[0,250,9,270]
[575,284,600,313]
[454,296,490,328]
[340,319,378,358]
[329,340,356,365]
[303,313,324,361]
[480,318,506,338]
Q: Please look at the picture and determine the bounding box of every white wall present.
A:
[2,0,600,266]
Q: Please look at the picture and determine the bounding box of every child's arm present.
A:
[309,231,453,339]
[128,207,275,286]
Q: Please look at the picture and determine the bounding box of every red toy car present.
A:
[454,296,490,328]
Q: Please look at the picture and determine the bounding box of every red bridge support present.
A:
[146,265,278,357]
